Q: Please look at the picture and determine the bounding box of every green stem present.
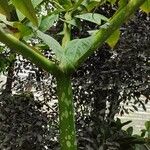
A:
[75,0,146,69]
[62,12,72,48]
[56,73,77,150]
[0,28,61,76]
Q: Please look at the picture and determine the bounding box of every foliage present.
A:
[0,0,149,150]
[0,91,148,150]
[73,11,150,121]
[78,118,146,150]
[0,93,59,150]
[135,121,150,150]
[140,121,150,146]
[0,47,15,73]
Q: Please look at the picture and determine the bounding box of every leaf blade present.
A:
[75,13,108,25]
[106,29,120,48]
[39,14,59,32]
[32,0,43,8]
[60,36,94,70]
[36,30,64,61]
[0,0,10,19]
[11,0,38,26]
[140,0,150,13]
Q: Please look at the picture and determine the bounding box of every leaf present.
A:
[107,0,116,5]
[65,37,94,62]
[64,19,78,27]
[126,127,133,135]
[61,36,94,69]
[132,105,138,111]
[39,14,59,32]
[0,48,2,53]
[11,0,38,26]
[106,29,120,48]
[13,22,32,38]
[72,0,84,10]
[36,30,64,61]
[140,0,150,13]
[141,129,146,137]
[15,0,42,22]
[32,0,43,8]
[16,10,25,22]
[75,13,108,25]
[145,121,150,130]
[0,0,10,19]
[119,0,128,8]
[82,0,106,11]
[58,0,73,10]
[85,1,100,12]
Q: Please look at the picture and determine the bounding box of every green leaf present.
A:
[11,0,38,26]
[13,22,32,38]
[81,0,105,11]
[36,30,64,61]
[32,0,43,8]
[16,10,25,22]
[140,0,150,13]
[75,13,108,25]
[141,129,146,137]
[107,0,116,5]
[85,1,100,12]
[145,121,150,130]
[106,29,120,48]
[61,36,94,69]
[64,19,78,27]
[119,0,128,7]
[126,127,133,135]
[15,0,42,22]
[58,0,73,10]
[39,14,59,32]
[0,46,4,53]
[0,0,10,19]
[72,0,84,10]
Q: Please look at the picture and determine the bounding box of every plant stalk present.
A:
[62,12,72,48]
[56,73,77,150]
[74,0,146,69]
[0,28,60,76]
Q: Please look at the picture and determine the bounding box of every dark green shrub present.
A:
[0,93,58,150]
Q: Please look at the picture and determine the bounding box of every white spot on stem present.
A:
[68,135,71,140]
[66,141,71,148]
[61,93,65,101]
[64,110,68,118]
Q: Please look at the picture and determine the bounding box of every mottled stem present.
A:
[62,12,72,48]
[56,73,77,150]
[0,28,61,76]
[74,0,146,69]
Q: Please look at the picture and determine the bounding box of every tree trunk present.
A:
[57,73,77,150]
[2,54,15,94]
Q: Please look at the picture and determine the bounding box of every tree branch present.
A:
[75,0,146,69]
[0,28,61,76]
